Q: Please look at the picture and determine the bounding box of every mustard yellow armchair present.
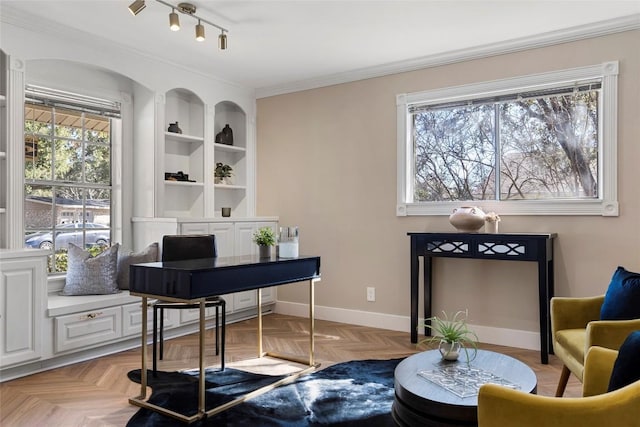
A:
[550,294,640,396]
[477,347,640,427]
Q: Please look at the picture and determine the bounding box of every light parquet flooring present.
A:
[0,313,581,426]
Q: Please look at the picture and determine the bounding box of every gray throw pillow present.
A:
[117,242,159,290]
[61,243,120,295]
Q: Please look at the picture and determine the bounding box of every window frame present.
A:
[23,86,123,274]
[396,61,619,217]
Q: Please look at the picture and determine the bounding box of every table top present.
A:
[408,232,556,238]
[394,349,536,421]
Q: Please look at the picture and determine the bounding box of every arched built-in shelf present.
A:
[162,88,205,217]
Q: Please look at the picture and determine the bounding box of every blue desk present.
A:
[408,232,555,364]
[128,255,321,423]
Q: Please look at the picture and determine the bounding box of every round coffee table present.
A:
[393,349,537,427]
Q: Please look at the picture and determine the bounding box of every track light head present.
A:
[219,32,227,50]
[195,20,205,41]
[169,9,180,31]
[128,0,146,16]
[177,2,196,14]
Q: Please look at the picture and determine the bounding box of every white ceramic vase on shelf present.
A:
[449,206,485,232]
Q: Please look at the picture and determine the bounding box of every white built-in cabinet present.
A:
[161,89,206,218]
[0,249,48,367]
[133,85,270,322]
[158,89,249,218]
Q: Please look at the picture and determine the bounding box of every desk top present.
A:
[130,255,321,300]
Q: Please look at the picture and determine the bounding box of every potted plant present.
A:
[215,162,233,184]
[252,226,276,258]
[418,309,478,362]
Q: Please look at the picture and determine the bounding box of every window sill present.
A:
[47,274,66,294]
[397,199,619,217]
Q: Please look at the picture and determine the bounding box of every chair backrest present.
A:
[161,235,217,262]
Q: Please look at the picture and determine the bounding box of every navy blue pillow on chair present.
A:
[600,267,640,320]
[607,330,640,392]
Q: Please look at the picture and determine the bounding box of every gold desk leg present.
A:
[257,289,264,357]
[128,296,205,424]
[309,278,316,366]
[199,299,206,415]
[140,296,148,398]
[207,278,321,418]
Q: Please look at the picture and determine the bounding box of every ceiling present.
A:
[2,1,639,96]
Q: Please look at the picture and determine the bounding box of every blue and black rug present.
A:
[127,358,401,426]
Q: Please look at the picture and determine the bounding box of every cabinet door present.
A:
[234,222,277,256]
[208,222,234,257]
[233,222,277,311]
[261,287,275,304]
[234,290,257,311]
[234,222,257,256]
[0,255,46,367]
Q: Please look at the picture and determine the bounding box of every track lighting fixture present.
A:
[129,0,229,49]
[218,31,227,50]
[169,8,180,31]
[195,20,205,41]
[128,0,146,16]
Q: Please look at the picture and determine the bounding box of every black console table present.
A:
[408,232,556,364]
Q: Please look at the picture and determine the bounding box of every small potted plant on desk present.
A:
[215,162,233,185]
[252,227,276,259]
[419,309,478,362]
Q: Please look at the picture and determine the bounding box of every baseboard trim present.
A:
[275,301,541,351]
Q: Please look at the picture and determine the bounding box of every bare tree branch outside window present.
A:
[412,90,599,202]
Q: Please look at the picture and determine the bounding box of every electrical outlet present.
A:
[366,287,375,302]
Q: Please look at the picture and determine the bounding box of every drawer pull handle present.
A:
[83,312,103,320]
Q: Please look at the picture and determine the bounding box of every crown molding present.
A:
[255,14,640,99]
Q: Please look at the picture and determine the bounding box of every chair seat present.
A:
[555,329,586,381]
[556,329,586,364]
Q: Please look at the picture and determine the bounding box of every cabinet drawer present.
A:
[234,290,257,311]
[261,287,276,304]
[55,307,121,353]
[180,305,223,324]
[122,302,176,337]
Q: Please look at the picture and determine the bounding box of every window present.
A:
[24,85,121,273]
[396,62,619,216]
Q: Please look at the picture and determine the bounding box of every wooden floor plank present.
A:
[0,314,582,426]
